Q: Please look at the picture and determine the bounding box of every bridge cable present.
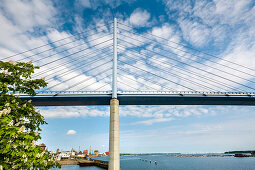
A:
[118,67,177,91]
[33,36,112,65]
[39,38,112,67]
[91,73,112,91]
[121,53,219,91]
[44,60,112,91]
[119,40,248,92]
[118,45,244,92]
[118,66,169,91]
[122,53,218,91]
[76,73,112,91]
[118,65,181,91]
[118,22,255,72]
[45,52,112,84]
[118,66,177,91]
[33,45,112,77]
[93,83,111,91]
[118,27,255,77]
[118,39,255,91]
[2,22,112,60]
[119,47,229,91]
[61,66,112,91]
[119,45,244,92]
[43,53,111,81]
[117,79,140,91]
[45,52,111,82]
[119,33,255,84]
[13,31,111,62]
[117,71,161,91]
[118,60,197,92]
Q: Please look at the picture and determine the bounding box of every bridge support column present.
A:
[109,98,120,170]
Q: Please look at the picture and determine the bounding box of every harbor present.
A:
[58,159,108,169]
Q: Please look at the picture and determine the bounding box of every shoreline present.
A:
[57,159,108,169]
[57,159,79,165]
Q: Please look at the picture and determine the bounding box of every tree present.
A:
[0,60,60,169]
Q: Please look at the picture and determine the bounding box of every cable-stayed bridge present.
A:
[4,19,255,106]
[2,18,255,170]
[3,19,255,105]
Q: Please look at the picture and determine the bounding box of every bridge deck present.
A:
[19,92,255,106]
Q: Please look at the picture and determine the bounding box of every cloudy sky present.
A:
[1,0,255,153]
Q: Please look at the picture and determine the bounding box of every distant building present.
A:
[39,143,46,150]
[56,148,60,154]
[71,149,76,156]
[83,150,88,155]
[94,150,99,157]
[76,154,85,159]
[105,152,109,156]
[59,151,71,159]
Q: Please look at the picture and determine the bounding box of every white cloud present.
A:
[129,8,151,27]
[66,129,77,135]
[213,0,252,25]
[133,117,174,125]
[0,0,56,56]
[40,106,110,118]
[151,24,174,40]
[79,0,91,8]
[178,19,211,47]
[76,0,136,10]
[39,105,217,121]
[0,0,56,31]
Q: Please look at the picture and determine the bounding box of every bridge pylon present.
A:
[109,98,120,170]
[108,18,120,170]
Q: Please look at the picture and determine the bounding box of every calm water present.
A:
[53,154,255,170]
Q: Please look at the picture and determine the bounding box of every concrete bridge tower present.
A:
[108,18,120,170]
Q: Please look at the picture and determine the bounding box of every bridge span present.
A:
[20,91,255,106]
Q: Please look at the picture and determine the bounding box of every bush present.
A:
[0,60,60,169]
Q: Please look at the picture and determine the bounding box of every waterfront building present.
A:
[56,148,60,154]
[59,151,71,159]
[71,149,76,156]
[83,150,88,155]
[94,150,99,157]
[76,154,85,159]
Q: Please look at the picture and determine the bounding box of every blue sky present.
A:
[1,0,255,154]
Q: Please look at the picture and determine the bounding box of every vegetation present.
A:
[0,60,60,169]
[225,150,255,154]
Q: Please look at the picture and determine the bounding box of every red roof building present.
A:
[83,150,88,155]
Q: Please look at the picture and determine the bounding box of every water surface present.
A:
[53,154,255,170]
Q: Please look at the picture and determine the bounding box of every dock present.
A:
[78,159,108,169]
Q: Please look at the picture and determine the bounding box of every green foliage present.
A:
[0,60,60,169]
